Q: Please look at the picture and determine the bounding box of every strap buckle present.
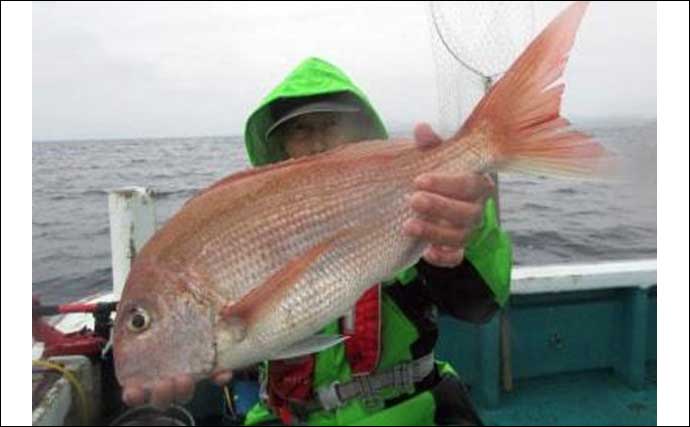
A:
[392,362,416,395]
[316,380,343,411]
[355,376,384,410]
[316,353,435,412]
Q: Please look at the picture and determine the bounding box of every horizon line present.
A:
[33,115,657,144]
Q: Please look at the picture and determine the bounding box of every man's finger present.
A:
[403,219,470,247]
[211,370,233,386]
[173,375,195,404]
[415,173,494,202]
[122,385,148,407]
[150,379,175,410]
[413,122,443,149]
[408,191,483,227]
[423,245,464,268]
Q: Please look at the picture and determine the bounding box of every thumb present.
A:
[413,122,443,149]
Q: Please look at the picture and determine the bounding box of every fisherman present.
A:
[238,57,512,425]
[124,57,512,425]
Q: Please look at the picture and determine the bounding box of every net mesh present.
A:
[428,1,535,136]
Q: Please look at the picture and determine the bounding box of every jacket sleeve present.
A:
[416,197,513,323]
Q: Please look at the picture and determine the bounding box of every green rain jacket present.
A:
[242,57,512,426]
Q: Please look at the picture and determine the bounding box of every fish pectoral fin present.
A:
[221,230,346,324]
[220,315,248,343]
[270,334,349,360]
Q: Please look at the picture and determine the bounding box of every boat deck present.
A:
[477,366,656,426]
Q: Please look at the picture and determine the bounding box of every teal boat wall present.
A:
[646,287,657,361]
[436,286,657,408]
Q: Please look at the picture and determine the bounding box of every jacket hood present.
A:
[243,57,388,166]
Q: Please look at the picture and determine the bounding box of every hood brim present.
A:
[264,100,361,141]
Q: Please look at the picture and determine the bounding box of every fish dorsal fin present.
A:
[188,143,359,204]
[269,334,349,360]
[190,156,316,202]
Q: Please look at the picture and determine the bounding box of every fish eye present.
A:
[127,307,151,333]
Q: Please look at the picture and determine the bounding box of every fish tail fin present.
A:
[457,1,613,179]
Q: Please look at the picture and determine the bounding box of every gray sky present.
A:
[33,1,656,141]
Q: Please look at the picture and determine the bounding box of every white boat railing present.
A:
[511,259,657,294]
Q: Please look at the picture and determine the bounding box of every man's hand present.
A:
[122,369,233,409]
[403,123,494,268]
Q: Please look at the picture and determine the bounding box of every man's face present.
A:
[272,112,365,159]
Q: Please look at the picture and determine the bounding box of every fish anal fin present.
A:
[270,334,349,360]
